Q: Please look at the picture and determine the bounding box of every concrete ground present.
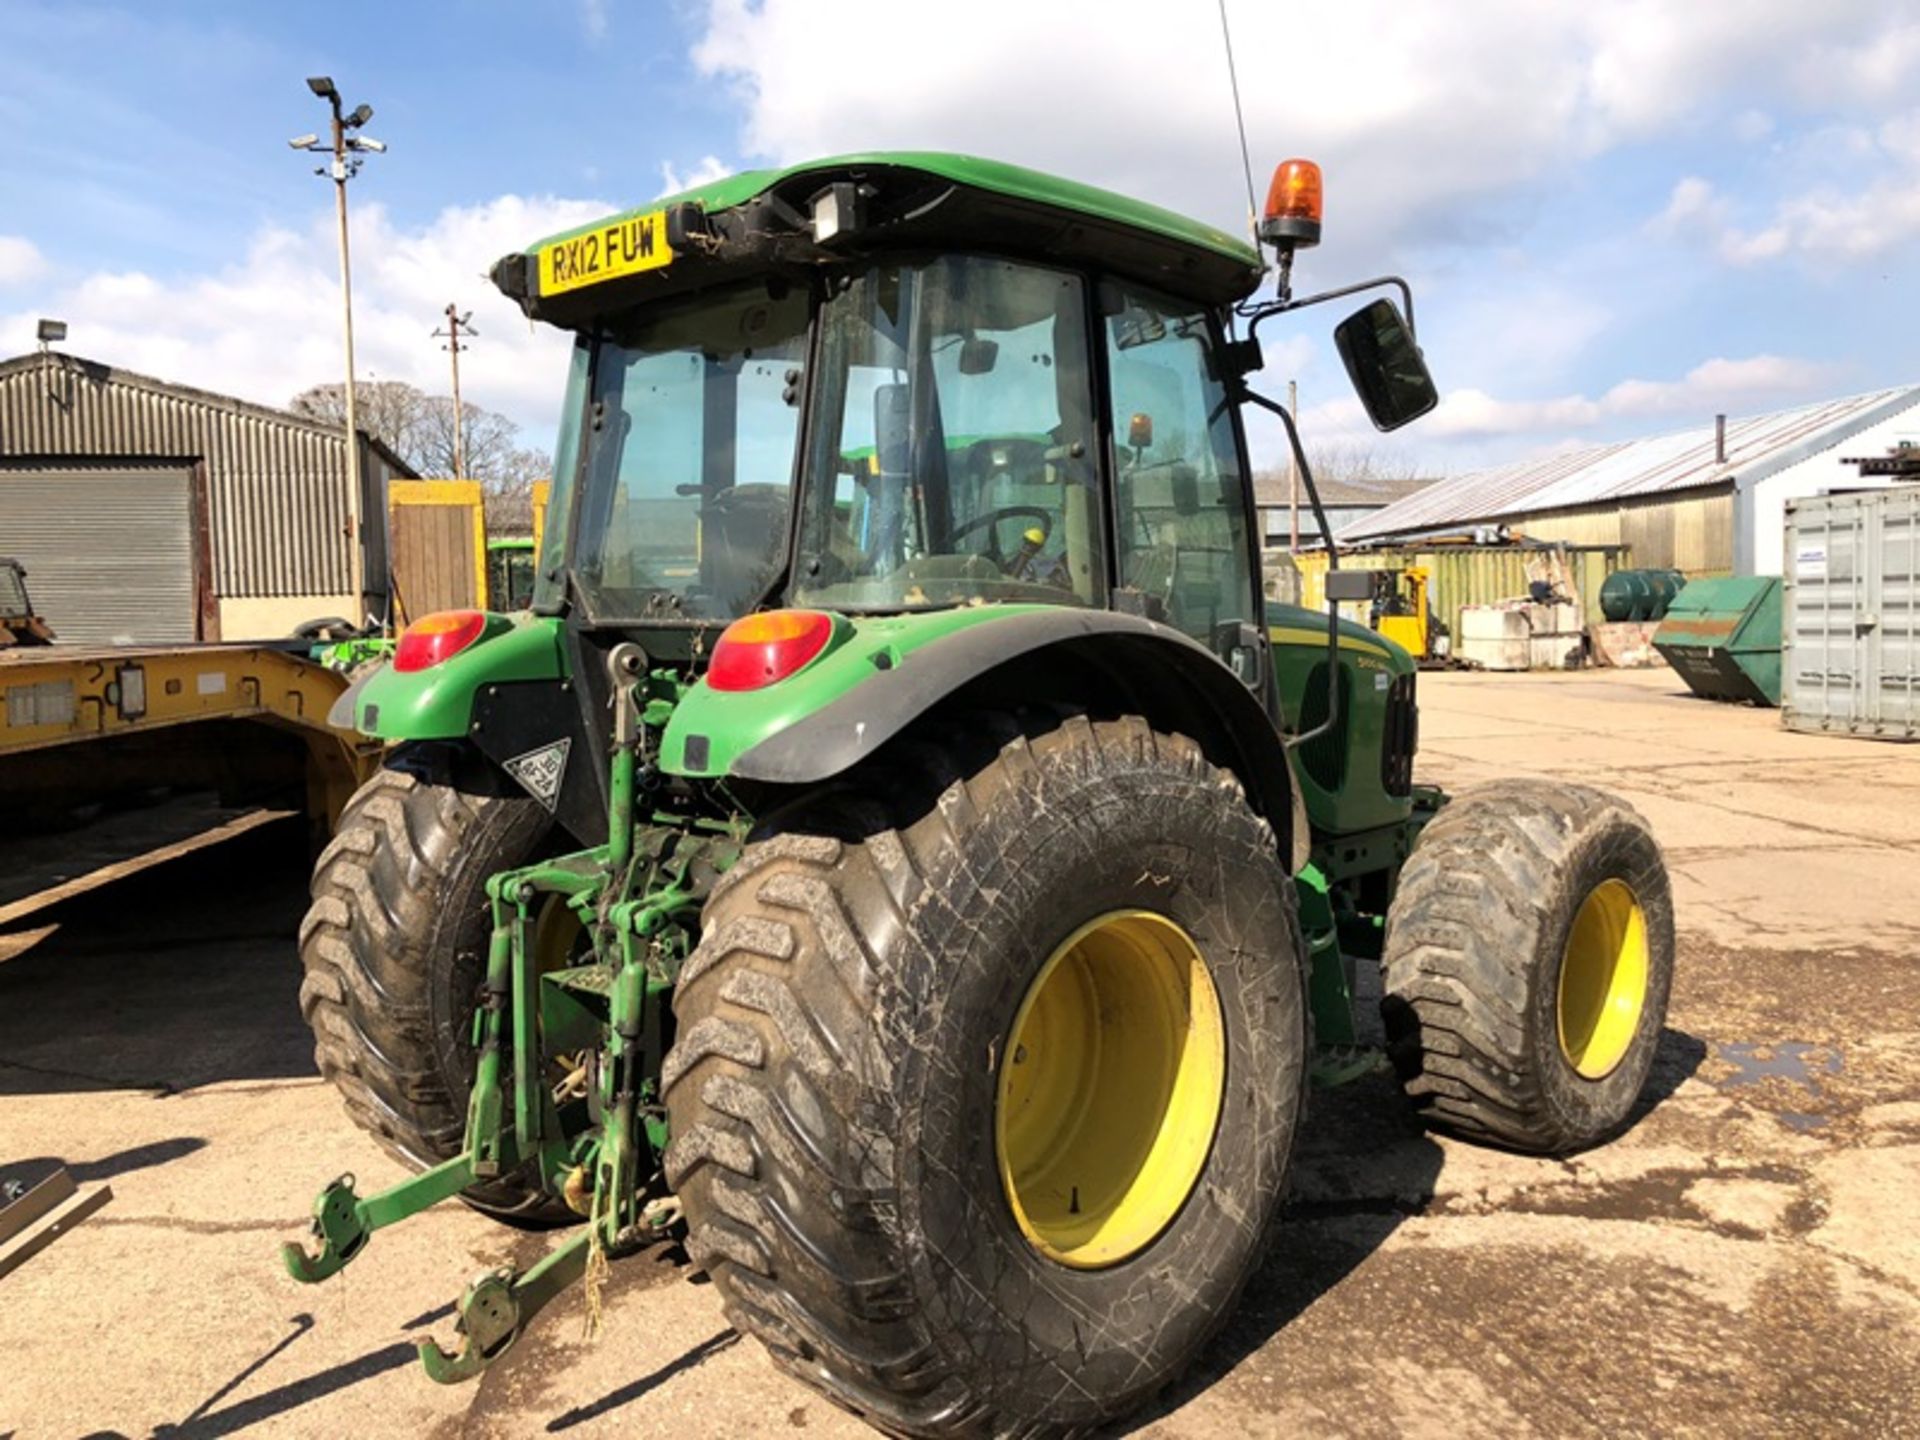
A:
[2,666,1917,1439]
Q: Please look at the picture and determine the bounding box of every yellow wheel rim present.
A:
[1556,879,1650,1080]
[994,911,1225,1269]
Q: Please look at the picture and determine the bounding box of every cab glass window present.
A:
[793,255,1102,610]
[574,282,809,621]
[1104,283,1253,651]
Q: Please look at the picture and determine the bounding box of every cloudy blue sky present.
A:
[3,0,1918,475]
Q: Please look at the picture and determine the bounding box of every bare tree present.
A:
[291,379,436,461]
[291,379,551,533]
[1298,442,1429,489]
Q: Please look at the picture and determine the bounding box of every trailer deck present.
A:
[0,642,376,925]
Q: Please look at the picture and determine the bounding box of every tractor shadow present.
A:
[3,1137,209,1197]
[0,821,314,1098]
[1127,1025,1707,1430]
[543,1328,741,1432]
[150,1312,421,1440]
[1126,1071,1446,1429]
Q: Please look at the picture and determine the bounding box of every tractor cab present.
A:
[507,160,1289,679]
[0,558,54,647]
[485,537,538,612]
[472,156,1436,776]
[549,251,1261,666]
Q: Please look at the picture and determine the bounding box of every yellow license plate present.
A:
[538,210,672,296]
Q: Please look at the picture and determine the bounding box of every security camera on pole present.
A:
[291,78,386,628]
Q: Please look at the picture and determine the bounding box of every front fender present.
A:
[329,615,570,740]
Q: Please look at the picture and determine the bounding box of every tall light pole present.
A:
[433,305,476,478]
[291,78,385,623]
[1287,378,1300,553]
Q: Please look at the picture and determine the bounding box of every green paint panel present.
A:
[351,614,570,739]
[1296,865,1356,1046]
[661,606,1048,778]
[527,151,1260,275]
[1653,576,1782,706]
[1265,601,1418,836]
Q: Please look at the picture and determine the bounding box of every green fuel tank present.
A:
[1600,568,1687,623]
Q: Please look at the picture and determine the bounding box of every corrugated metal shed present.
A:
[0,351,411,601]
[1345,387,1920,545]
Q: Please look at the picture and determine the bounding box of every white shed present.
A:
[1343,385,1920,578]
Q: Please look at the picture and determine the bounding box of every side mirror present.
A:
[873,383,911,477]
[1333,298,1438,433]
[1323,568,1376,604]
[958,335,999,375]
[1169,463,1200,516]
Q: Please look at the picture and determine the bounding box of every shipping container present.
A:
[1782,487,1920,741]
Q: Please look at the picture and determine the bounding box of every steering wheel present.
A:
[951,506,1054,569]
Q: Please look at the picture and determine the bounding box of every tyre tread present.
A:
[298,765,567,1223]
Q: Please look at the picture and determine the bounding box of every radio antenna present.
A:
[1217,0,1261,253]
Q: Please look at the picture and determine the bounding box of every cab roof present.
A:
[492,152,1267,327]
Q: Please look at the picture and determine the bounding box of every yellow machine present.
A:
[1370,564,1433,658]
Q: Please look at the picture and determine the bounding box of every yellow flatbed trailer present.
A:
[0,643,378,927]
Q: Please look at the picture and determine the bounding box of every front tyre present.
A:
[662,714,1307,1436]
[1381,780,1676,1154]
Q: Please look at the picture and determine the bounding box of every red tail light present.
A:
[707,610,835,691]
[394,610,488,672]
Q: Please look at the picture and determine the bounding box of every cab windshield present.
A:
[573,282,809,621]
[792,255,1102,611]
[563,255,1106,622]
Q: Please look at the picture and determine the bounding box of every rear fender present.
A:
[661,608,1297,861]
[329,615,570,740]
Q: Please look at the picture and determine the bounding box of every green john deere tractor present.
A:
[285,152,1675,1434]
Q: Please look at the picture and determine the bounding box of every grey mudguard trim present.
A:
[732,609,1296,844]
[327,672,371,732]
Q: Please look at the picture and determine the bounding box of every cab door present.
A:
[1100,281,1269,701]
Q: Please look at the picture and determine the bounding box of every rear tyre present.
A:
[298,761,573,1226]
[662,713,1308,1437]
[1381,780,1675,1154]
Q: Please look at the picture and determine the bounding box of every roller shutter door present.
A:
[0,463,195,645]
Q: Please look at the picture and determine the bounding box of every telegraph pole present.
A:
[434,305,477,478]
[292,79,385,623]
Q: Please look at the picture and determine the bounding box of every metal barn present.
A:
[0,350,412,644]
[1343,387,1920,576]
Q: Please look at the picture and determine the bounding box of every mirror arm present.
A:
[1238,383,1345,751]
[1243,274,1417,344]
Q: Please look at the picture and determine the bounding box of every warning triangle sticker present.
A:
[502,738,570,812]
